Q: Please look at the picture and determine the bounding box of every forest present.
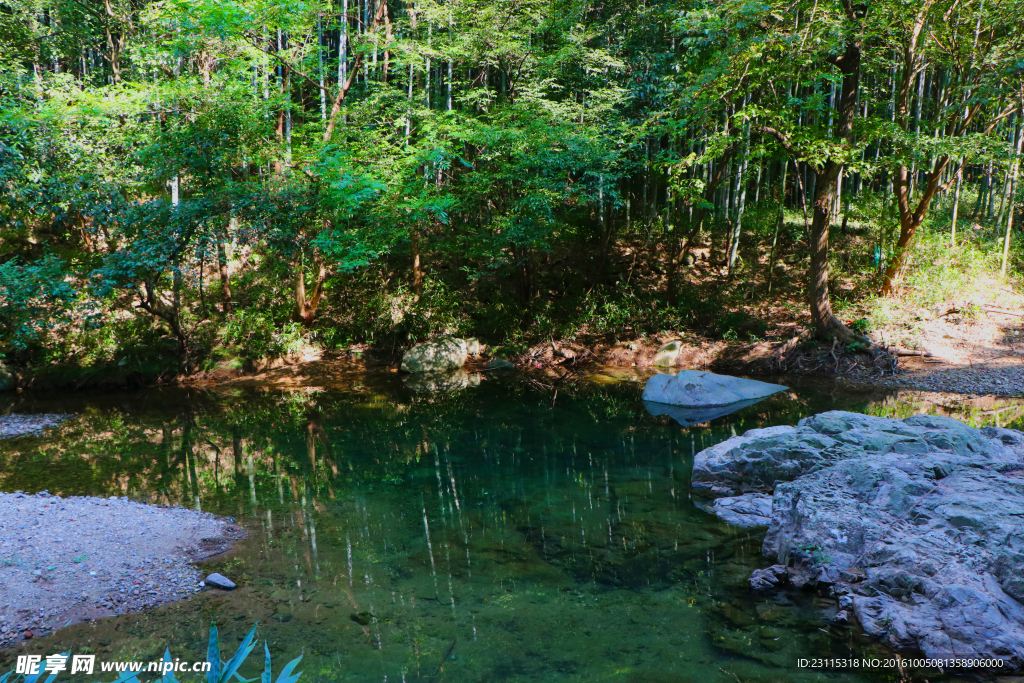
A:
[1,0,1023,383]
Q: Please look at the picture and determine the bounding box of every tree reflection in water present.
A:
[1,376,1017,682]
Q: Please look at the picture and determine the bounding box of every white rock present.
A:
[641,370,786,407]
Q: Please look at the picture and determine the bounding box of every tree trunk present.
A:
[411,227,423,295]
[293,257,327,326]
[950,161,963,247]
[806,39,862,341]
[727,120,751,275]
[217,240,232,314]
[1000,122,1023,277]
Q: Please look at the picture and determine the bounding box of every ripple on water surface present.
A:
[1,373,1021,682]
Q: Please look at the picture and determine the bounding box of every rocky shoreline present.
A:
[695,411,1024,670]
[0,491,243,649]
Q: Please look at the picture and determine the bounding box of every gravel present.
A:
[0,491,244,648]
[0,414,74,440]
[882,362,1024,397]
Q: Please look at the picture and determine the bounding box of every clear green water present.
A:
[1,372,1020,683]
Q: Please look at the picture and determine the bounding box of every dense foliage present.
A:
[1,0,1022,379]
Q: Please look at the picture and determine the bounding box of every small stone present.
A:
[205,573,236,590]
[749,565,789,591]
[833,610,849,625]
[24,630,33,639]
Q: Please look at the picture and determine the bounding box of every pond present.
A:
[1,371,1021,683]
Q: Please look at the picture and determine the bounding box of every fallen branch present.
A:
[981,306,1024,318]
[889,347,938,358]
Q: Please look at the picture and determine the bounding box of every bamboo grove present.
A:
[1,0,1023,375]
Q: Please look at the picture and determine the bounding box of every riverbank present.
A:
[193,329,1024,400]
[0,492,243,650]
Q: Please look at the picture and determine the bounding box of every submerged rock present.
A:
[642,371,786,408]
[696,410,1024,667]
[486,358,515,370]
[400,337,469,373]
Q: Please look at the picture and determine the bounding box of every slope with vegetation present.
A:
[1,0,1023,387]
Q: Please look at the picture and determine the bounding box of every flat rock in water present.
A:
[641,371,786,408]
[400,338,469,373]
[695,410,1024,668]
[486,358,515,370]
[205,573,236,590]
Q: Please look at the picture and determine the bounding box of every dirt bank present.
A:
[0,491,244,650]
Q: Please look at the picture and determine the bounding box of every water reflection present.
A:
[643,397,770,428]
[0,376,1019,682]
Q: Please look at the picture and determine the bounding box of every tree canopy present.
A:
[1,0,1023,378]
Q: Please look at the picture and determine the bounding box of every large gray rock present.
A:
[400,338,469,373]
[642,371,786,409]
[695,410,1024,668]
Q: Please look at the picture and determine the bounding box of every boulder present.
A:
[652,341,682,367]
[400,338,468,373]
[641,371,786,409]
[695,410,1024,668]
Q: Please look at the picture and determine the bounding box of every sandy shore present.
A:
[0,491,243,649]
